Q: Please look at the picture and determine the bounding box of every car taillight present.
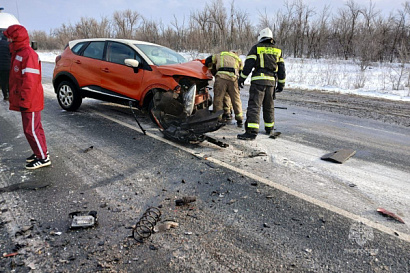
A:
[55,55,61,63]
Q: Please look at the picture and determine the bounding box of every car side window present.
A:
[82,41,105,60]
[106,42,141,65]
[71,42,87,55]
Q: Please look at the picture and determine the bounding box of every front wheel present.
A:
[56,81,82,111]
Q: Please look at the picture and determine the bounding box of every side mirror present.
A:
[124,59,139,68]
[31,41,38,50]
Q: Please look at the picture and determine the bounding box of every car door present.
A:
[100,41,145,101]
[70,41,105,89]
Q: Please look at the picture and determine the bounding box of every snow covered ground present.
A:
[38,50,410,102]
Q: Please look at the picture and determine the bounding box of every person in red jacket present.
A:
[4,24,51,170]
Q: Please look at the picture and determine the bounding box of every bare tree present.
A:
[112,10,141,38]
[207,0,228,51]
[332,0,362,60]
[53,23,76,47]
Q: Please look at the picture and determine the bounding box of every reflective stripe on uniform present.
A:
[246,55,257,60]
[264,122,274,128]
[278,78,286,83]
[235,113,243,118]
[256,47,282,68]
[247,123,259,129]
[217,71,236,77]
[22,68,40,75]
[251,73,275,81]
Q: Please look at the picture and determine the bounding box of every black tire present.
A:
[56,80,82,111]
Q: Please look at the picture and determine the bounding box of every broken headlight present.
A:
[183,84,196,116]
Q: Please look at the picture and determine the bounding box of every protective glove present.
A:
[238,77,245,89]
[275,83,284,93]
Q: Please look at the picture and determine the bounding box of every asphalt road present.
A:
[0,62,409,272]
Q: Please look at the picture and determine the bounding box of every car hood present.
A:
[155,60,212,80]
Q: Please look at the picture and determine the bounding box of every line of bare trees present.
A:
[30,0,410,64]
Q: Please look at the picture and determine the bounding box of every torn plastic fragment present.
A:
[377,208,405,224]
[321,149,356,164]
[154,221,179,233]
[69,211,97,229]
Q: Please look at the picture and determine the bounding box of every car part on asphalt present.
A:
[69,211,97,229]
[321,149,356,164]
[204,135,229,148]
[132,207,161,242]
[129,101,146,135]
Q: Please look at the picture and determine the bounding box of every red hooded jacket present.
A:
[4,24,43,112]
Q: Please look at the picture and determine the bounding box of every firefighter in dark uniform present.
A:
[205,50,244,127]
[237,27,286,140]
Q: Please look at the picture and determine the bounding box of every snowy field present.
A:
[38,51,410,102]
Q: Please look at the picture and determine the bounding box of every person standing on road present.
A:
[4,24,51,170]
[237,27,286,140]
[205,50,244,127]
[0,31,10,100]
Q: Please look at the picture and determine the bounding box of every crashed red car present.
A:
[52,38,223,142]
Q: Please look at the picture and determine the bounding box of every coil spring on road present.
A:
[132,207,161,242]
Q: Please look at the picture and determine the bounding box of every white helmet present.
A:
[258,27,273,42]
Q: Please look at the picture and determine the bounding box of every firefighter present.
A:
[237,27,286,140]
[205,50,244,127]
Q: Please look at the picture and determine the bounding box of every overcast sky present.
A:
[2,0,406,32]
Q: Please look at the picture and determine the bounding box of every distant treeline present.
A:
[30,0,410,64]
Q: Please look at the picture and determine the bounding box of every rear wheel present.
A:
[57,81,82,111]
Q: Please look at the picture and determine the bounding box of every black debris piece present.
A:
[175,196,197,206]
[321,149,356,164]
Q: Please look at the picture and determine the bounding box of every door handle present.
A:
[75,60,81,64]
[101,68,110,73]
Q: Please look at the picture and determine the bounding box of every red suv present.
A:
[53,38,223,142]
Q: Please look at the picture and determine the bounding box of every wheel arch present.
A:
[53,72,80,94]
[141,87,167,110]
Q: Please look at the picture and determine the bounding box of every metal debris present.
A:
[204,135,229,148]
[321,149,356,164]
[132,207,161,242]
[249,152,267,158]
[69,211,97,229]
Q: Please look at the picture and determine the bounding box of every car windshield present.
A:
[135,44,187,66]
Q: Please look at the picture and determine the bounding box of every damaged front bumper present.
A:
[161,109,225,143]
[149,83,225,144]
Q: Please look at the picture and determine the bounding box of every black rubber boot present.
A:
[237,120,243,128]
[237,132,257,140]
[222,113,232,121]
[265,127,273,135]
